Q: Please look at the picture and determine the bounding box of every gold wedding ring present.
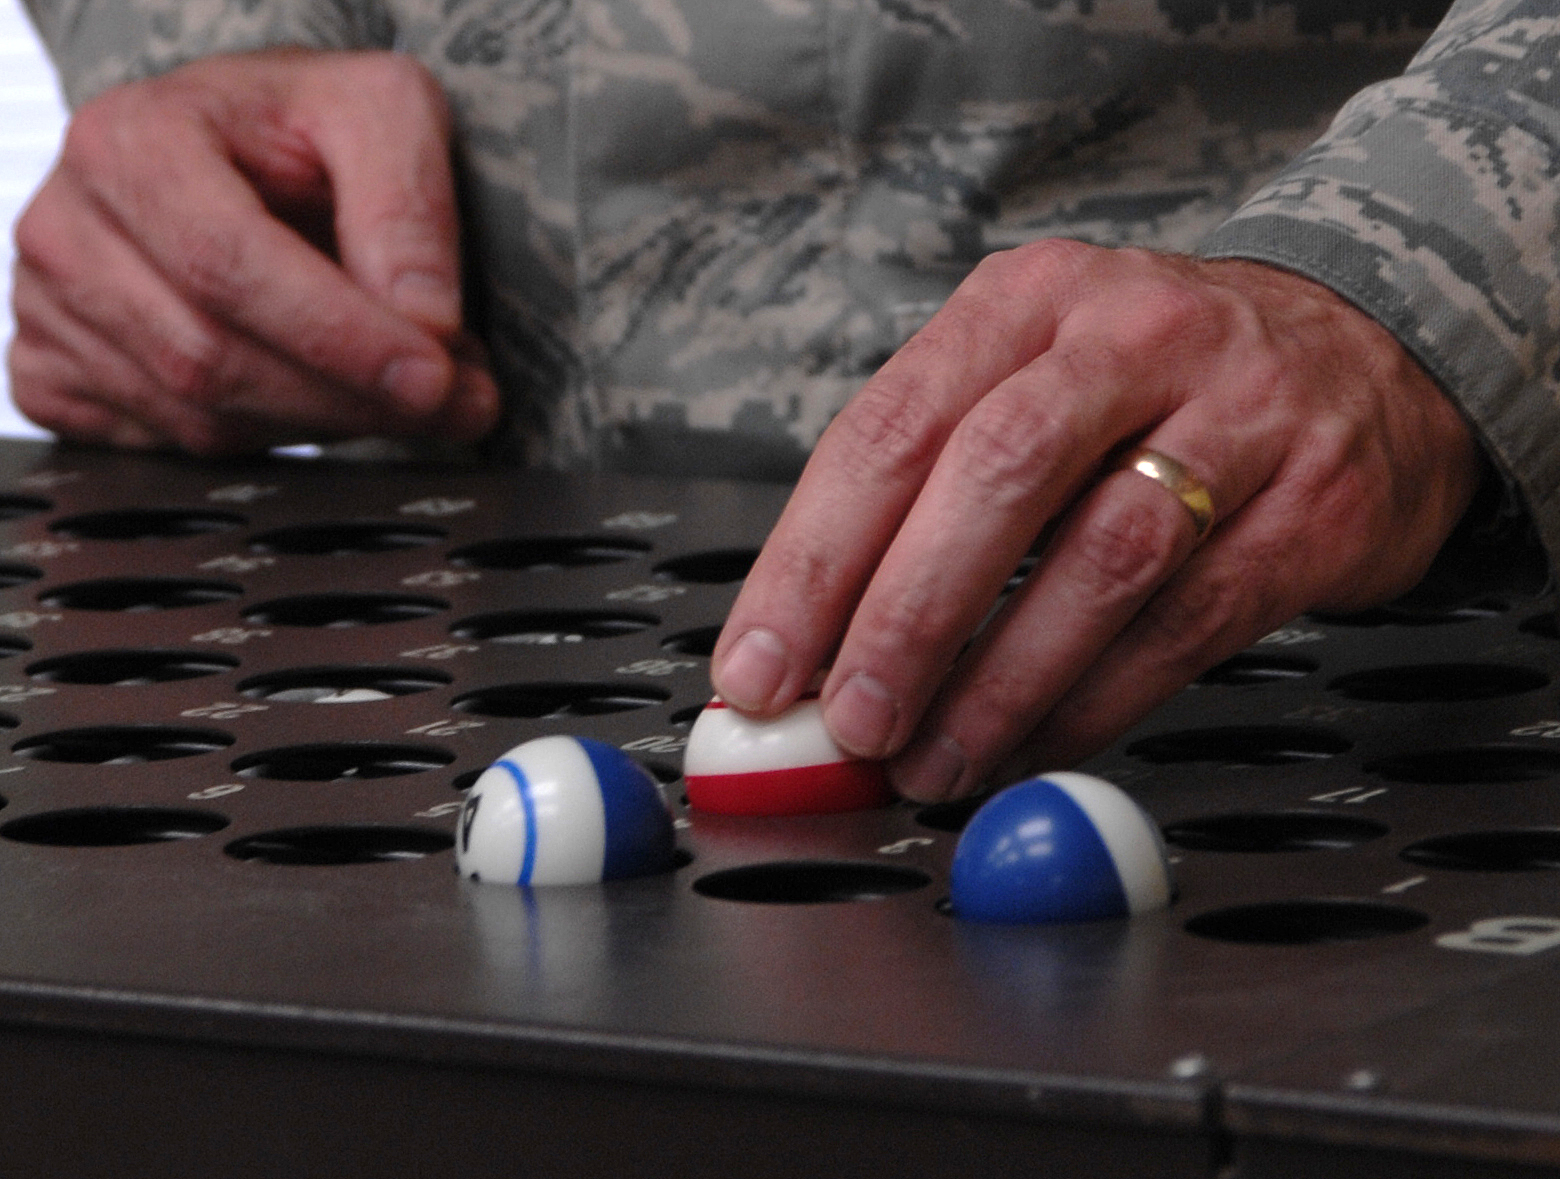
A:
[1120,447,1215,539]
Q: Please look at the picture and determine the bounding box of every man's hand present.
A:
[712,242,1482,801]
[7,48,499,453]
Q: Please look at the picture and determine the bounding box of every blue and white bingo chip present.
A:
[457,735,677,886]
[949,772,1172,924]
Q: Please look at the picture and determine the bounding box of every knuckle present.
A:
[829,380,947,483]
[870,584,940,655]
[977,238,1092,294]
[948,394,1068,505]
[146,323,228,407]
[1070,494,1183,595]
[351,51,451,126]
[756,537,841,608]
[57,100,116,172]
[1138,559,1267,659]
[10,201,55,271]
[169,221,253,310]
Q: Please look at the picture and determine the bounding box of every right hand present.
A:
[7,48,499,453]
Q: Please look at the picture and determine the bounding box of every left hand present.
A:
[710,242,1482,801]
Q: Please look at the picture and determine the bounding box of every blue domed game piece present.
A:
[949,771,1171,924]
[457,735,677,886]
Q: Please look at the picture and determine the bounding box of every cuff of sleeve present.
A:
[1196,137,1560,588]
[27,1,393,109]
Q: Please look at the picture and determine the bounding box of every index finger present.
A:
[711,239,1095,715]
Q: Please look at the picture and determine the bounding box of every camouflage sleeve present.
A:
[1197,0,1560,566]
[21,0,395,109]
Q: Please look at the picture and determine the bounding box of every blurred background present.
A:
[0,0,67,440]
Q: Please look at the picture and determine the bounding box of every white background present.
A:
[0,0,68,440]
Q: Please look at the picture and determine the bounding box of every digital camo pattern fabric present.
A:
[25,0,1466,482]
[1201,0,1560,567]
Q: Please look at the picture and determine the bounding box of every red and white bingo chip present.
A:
[683,694,892,816]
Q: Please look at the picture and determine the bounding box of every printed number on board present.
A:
[400,497,475,517]
[403,570,481,589]
[3,541,78,560]
[200,555,277,574]
[0,611,61,629]
[1438,917,1560,956]
[621,735,686,755]
[1257,627,1325,647]
[406,719,486,738]
[182,702,269,720]
[206,483,280,504]
[400,643,479,661]
[607,584,687,604]
[616,659,697,678]
[192,627,273,645]
[601,511,678,530]
[17,471,82,490]
[878,838,935,856]
[1309,786,1387,805]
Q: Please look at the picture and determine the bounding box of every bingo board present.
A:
[0,438,1558,1178]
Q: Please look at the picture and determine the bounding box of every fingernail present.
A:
[826,672,898,759]
[382,356,449,414]
[716,627,789,711]
[391,270,460,333]
[892,734,967,802]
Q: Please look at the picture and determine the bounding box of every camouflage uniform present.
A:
[20,0,1560,559]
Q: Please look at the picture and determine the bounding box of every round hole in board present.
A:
[248,521,447,555]
[40,578,244,612]
[1184,900,1429,945]
[1365,745,1560,785]
[1127,725,1351,767]
[231,742,456,781]
[2,806,228,846]
[48,508,246,541]
[653,548,760,584]
[0,636,30,660]
[1162,811,1389,853]
[225,825,454,865]
[27,649,240,686]
[1195,653,1319,687]
[0,495,52,521]
[236,665,451,703]
[449,610,658,643]
[451,682,670,719]
[661,625,721,657]
[639,759,683,786]
[1520,612,1560,641]
[915,795,989,834]
[13,725,233,764]
[1401,830,1560,871]
[0,563,42,590]
[692,861,931,904]
[242,593,448,628]
[1308,599,1507,627]
[1328,663,1548,704]
[668,704,706,729]
[448,535,650,571]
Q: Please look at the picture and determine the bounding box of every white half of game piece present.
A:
[682,694,892,816]
[457,735,677,886]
